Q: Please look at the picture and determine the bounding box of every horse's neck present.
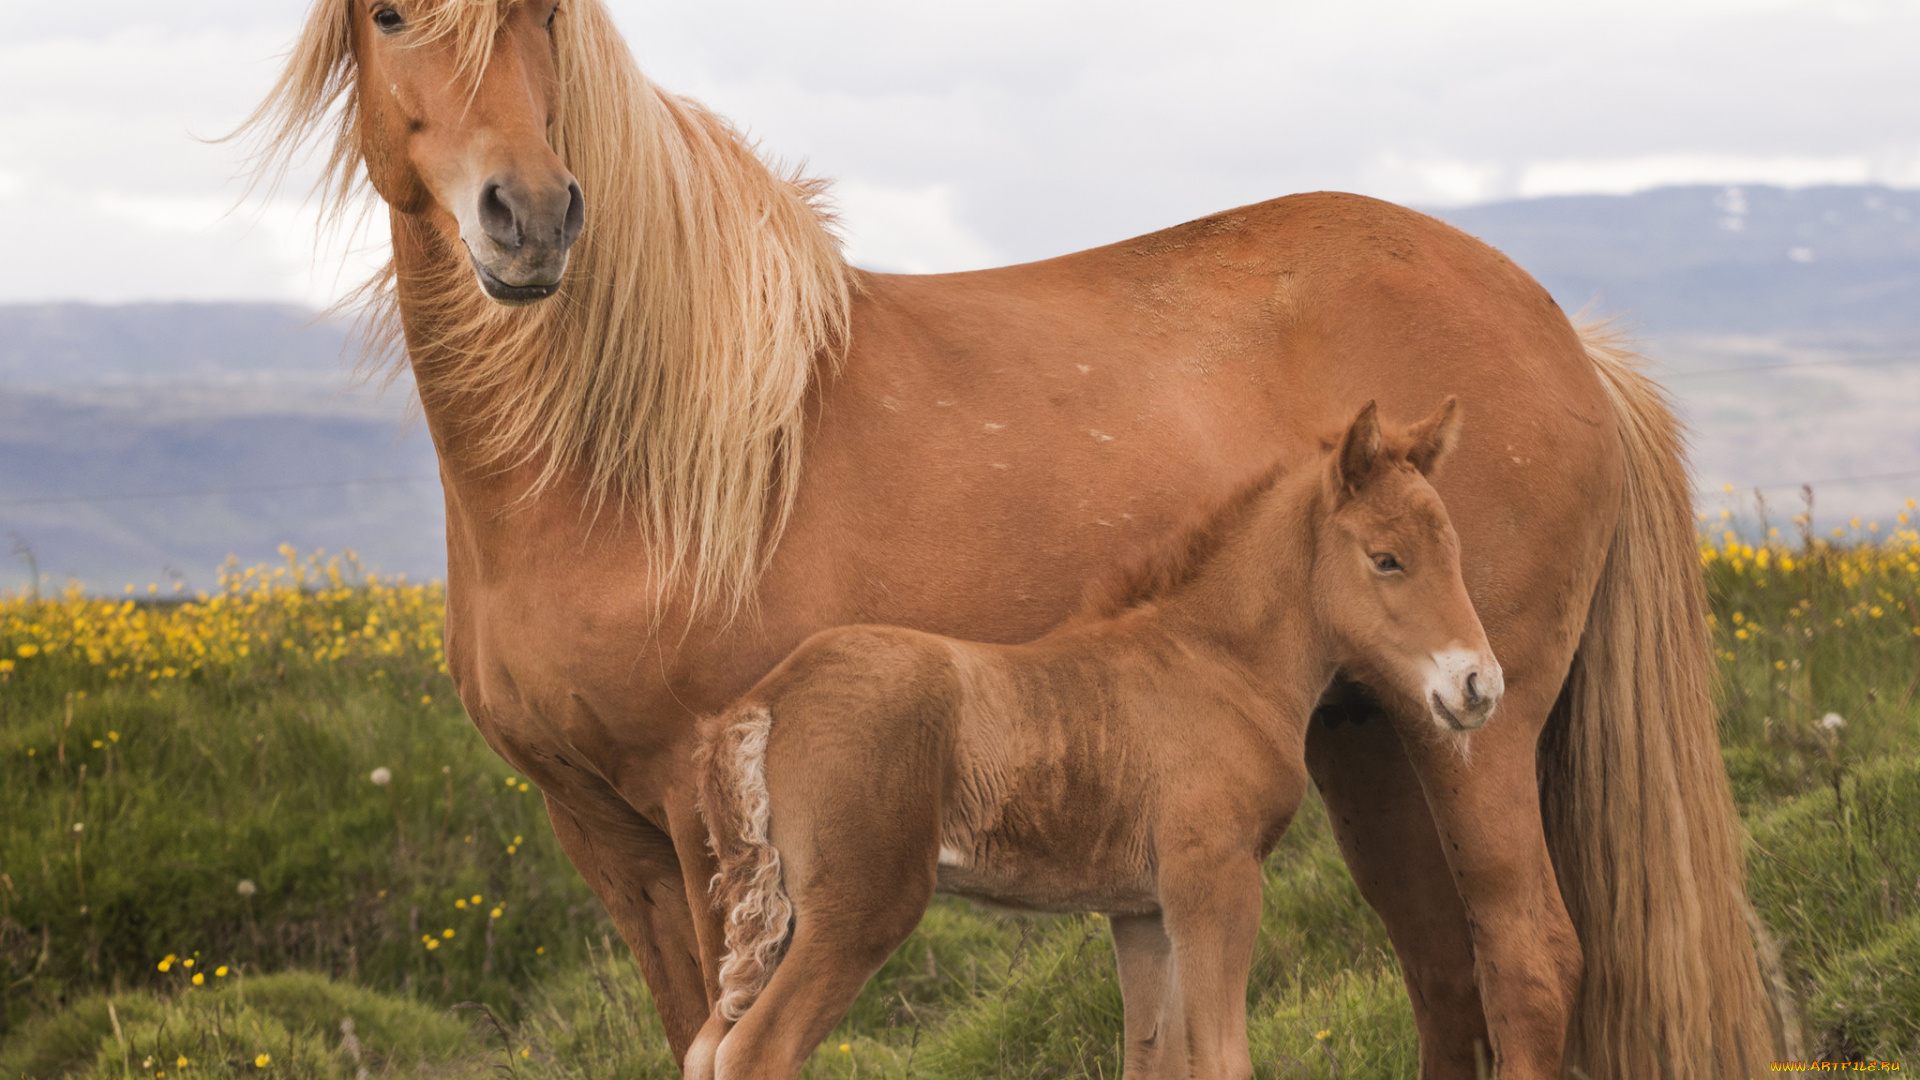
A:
[389,221,607,576]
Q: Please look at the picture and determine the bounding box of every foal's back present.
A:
[732,607,1298,914]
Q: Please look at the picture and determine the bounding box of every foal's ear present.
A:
[1334,400,1383,495]
[1405,396,1462,477]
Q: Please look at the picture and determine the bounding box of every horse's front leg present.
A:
[544,792,715,1064]
[1395,673,1583,1080]
[1306,703,1491,1077]
[1109,913,1187,1080]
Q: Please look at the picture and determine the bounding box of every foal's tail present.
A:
[1543,325,1793,1077]
[695,705,794,1022]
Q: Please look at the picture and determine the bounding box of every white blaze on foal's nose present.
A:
[1427,647,1503,730]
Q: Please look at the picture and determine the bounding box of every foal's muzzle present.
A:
[1427,650,1504,732]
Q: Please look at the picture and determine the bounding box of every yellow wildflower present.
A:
[254,1054,271,1068]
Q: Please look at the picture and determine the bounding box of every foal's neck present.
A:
[1150,473,1337,712]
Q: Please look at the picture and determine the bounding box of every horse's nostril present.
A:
[1465,671,1482,706]
[561,180,586,248]
[479,181,521,250]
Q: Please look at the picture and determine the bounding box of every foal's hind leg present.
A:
[1110,913,1187,1080]
[712,873,935,1080]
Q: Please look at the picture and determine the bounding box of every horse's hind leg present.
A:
[1109,913,1187,1080]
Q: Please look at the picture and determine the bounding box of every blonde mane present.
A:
[237,0,850,618]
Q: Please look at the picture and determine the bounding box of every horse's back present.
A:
[803,191,1621,661]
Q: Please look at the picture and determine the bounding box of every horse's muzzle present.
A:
[463,171,586,306]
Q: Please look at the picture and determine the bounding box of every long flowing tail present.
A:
[1542,325,1793,1077]
[694,705,794,1022]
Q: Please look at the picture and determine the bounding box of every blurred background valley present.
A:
[3,180,1918,594]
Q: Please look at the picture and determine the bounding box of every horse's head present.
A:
[1316,398,1503,733]
[350,0,584,305]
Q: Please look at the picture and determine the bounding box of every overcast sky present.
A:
[3,0,1917,305]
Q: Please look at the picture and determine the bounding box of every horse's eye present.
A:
[372,6,405,33]
[546,6,559,29]
[1371,553,1403,573]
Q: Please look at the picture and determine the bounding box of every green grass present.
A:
[0,597,600,1033]
[3,523,1919,1073]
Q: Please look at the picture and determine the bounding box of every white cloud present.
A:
[4,0,1920,300]
[833,181,998,274]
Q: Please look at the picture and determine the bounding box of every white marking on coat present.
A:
[938,845,967,867]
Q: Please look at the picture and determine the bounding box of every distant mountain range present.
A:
[3,183,1918,593]
[1438,184,1920,334]
[0,303,441,593]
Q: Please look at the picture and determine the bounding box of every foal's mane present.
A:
[237,0,850,618]
[1074,458,1296,621]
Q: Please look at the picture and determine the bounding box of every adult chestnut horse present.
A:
[242,1,1782,1076]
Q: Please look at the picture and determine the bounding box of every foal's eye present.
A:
[372,6,405,33]
[1370,553,1403,574]
[546,5,559,29]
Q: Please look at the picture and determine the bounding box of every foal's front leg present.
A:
[1110,913,1187,1080]
[1160,854,1265,1080]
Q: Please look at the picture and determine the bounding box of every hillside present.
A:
[3,184,1918,593]
[0,304,440,593]
[1438,184,1920,334]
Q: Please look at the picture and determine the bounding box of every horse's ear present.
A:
[1406,396,1462,477]
[1334,401,1383,495]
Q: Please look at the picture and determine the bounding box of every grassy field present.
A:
[2,511,1918,1077]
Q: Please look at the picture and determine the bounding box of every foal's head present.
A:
[346,0,584,304]
[1314,399,1503,732]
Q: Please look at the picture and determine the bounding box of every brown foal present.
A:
[691,400,1497,1080]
